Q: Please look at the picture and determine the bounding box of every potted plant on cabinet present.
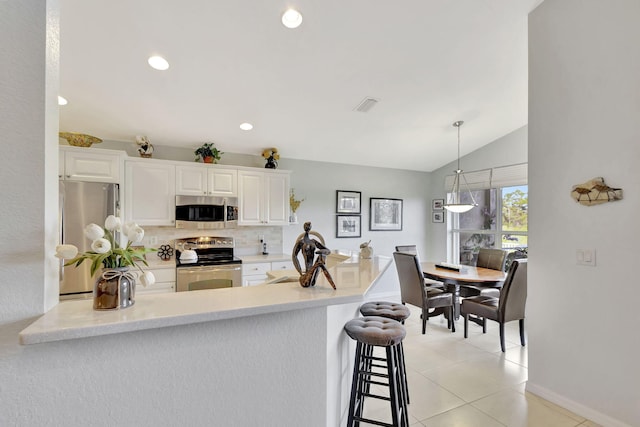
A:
[194,142,223,164]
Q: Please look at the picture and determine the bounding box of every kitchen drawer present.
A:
[242,262,270,276]
[271,260,294,271]
[148,267,176,283]
[137,281,175,294]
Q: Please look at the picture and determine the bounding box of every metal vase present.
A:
[93,267,136,310]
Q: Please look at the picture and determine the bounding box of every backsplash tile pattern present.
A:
[143,226,284,257]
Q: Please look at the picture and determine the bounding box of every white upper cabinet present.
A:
[125,161,176,226]
[238,170,290,226]
[176,165,237,197]
[59,147,122,183]
[208,167,237,196]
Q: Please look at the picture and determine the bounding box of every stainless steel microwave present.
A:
[175,195,238,229]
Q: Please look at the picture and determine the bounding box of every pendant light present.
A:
[443,120,477,213]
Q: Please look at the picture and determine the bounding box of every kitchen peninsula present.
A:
[19,252,395,426]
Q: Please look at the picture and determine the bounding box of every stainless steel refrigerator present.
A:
[59,181,119,299]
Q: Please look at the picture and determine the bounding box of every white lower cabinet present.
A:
[136,266,176,295]
[242,260,295,286]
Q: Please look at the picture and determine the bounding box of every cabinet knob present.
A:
[66,175,71,178]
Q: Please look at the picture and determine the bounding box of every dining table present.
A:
[421,262,506,320]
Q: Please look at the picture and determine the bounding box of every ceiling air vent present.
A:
[353,97,379,113]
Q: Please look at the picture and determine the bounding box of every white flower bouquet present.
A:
[55,215,156,286]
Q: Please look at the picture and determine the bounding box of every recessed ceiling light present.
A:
[281,9,303,29]
[239,122,254,131]
[148,56,170,71]
[58,96,68,106]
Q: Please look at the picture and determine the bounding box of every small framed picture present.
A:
[370,198,403,231]
[432,199,444,211]
[336,190,361,214]
[336,215,361,238]
[432,211,445,223]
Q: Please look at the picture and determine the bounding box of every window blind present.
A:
[444,163,527,190]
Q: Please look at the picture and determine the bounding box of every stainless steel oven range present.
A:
[175,236,242,292]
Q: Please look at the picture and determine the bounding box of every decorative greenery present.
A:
[289,188,304,213]
[55,216,156,285]
[195,142,223,163]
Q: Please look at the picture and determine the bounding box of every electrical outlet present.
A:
[148,236,158,246]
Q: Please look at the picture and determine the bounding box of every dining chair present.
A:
[394,245,444,289]
[395,245,418,254]
[393,252,455,334]
[461,259,527,352]
[459,248,508,298]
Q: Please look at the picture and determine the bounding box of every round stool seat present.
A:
[360,301,410,322]
[344,316,406,347]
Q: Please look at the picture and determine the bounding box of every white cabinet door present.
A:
[177,165,238,197]
[125,161,175,226]
[238,170,264,225]
[176,165,207,196]
[62,150,121,183]
[238,170,289,225]
[207,168,238,196]
[265,173,289,225]
[242,262,270,286]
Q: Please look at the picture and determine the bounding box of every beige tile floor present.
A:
[359,306,600,427]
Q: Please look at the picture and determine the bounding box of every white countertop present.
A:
[19,253,392,345]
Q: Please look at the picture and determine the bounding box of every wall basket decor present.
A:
[571,177,622,206]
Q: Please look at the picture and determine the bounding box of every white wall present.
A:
[528,1,640,426]
[0,3,341,426]
[427,125,528,261]
[279,158,432,259]
[0,0,59,323]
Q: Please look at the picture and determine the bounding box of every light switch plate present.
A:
[576,249,596,266]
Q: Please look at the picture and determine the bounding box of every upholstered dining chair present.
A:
[395,245,418,254]
[393,252,455,334]
[460,248,508,298]
[461,259,528,352]
[394,245,444,289]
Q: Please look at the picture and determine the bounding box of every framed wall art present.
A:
[336,215,361,238]
[369,198,403,231]
[336,190,361,214]
[432,198,444,210]
[432,211,445,223]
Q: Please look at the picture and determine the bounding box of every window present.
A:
[445,164,528,266]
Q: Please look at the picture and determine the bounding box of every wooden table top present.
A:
[421,262,506,284]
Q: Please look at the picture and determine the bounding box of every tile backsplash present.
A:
[142,225,284,257]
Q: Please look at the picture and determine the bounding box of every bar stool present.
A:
[344,316,408,427]
[359,301,411,405]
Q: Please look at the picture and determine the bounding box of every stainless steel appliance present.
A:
[59,181,119,299]
[175,195,238,229]
[175,236,242,291]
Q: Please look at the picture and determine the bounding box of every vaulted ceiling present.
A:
[59,0,541,171]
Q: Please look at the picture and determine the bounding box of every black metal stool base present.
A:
[347,341,409,427]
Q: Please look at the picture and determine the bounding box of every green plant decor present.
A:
[194,142,223,163]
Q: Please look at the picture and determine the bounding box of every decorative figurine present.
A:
[359,240,373,259]
[136,135,154,158]
[292,222,336,289]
